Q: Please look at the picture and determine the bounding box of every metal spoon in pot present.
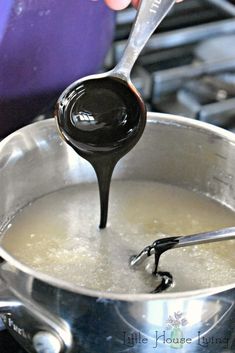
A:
[130,227,235,293]
[130,227,235,271]
[55,0,176,229]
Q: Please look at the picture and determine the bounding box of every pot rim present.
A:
[0,113,234,301]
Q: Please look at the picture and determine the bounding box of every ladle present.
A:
[55,0,176,228]
[130,227,235,272]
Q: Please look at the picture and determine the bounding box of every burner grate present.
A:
[116,0,233,41]
[109,0,235,131]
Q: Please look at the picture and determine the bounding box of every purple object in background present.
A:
[0,0,13,43]
[0,0,115,137]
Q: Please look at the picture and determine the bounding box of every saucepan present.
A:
[0,113,234,353]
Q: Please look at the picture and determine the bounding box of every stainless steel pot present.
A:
[0,113,234,353]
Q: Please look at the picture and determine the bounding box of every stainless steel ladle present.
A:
[55,0,176,228]
[130,227,235,271]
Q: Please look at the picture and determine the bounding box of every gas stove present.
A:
[105,0,235,131]
[1,1,235,352]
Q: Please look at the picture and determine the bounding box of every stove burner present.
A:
[108,0,235,131]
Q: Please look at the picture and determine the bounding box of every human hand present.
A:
[104,0,140,10]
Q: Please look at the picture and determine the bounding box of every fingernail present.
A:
[105,0,131,11]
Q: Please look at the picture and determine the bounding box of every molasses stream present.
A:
[55,0,176,228]
[130,227,235,292]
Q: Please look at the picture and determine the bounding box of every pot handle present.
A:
[0,274,73,353]
[0,278,21,330]
[0,278,22,310]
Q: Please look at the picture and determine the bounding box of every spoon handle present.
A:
[113,0,176,80]
[130,227,235,268]
[175,227,235,249]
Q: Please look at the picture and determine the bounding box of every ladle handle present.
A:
[112,0,176,80]
[175,227,235,249]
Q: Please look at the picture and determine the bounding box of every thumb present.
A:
[104,0,132,10]
[131,0,140,8]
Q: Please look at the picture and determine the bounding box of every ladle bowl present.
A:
[56,0,176,160]
[56,75,145,159]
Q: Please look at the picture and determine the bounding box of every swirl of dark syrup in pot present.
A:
[151,237,179,293]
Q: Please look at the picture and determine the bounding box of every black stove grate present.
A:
[116,0,233,41]
[107,0,235,131]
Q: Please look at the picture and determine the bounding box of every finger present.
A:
[131,0,140,8]
[104,0,131,10]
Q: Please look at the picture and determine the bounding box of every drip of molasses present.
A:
[151,237,179,292]
[151,237,180,274]
[56,76,146,228]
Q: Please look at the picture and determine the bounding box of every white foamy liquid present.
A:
[2,181,235,294]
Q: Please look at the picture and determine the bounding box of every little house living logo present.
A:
[122,310,229,350]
